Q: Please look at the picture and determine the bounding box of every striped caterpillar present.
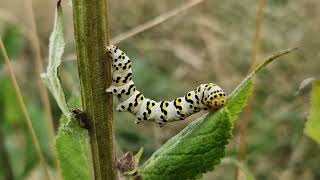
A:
[106,45,226,127]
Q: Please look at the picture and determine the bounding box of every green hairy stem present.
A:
[71,0,117,179]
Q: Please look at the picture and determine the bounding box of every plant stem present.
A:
[235,0,265,179]
[71,0,117,179]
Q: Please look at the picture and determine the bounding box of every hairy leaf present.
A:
[140,109,232,179]
[55,93,91,180]
[56,113,91,180]
[41,2,71,118]
[304,80,320,144]
[41,3,91,179]
[226,74,254,121]
[140,48,297,179]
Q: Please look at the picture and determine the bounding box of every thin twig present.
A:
[0,37,51,180]
[62,0,205,63]
[248,0,265,72]
[235,0,265,180]
[110,0,204,44]
[24,0,60,174]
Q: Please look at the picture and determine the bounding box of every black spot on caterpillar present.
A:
[106,45,226,127]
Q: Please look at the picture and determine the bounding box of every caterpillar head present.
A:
[106,45,131,72]
[205,85,226,111]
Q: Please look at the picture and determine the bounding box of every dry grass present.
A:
[236,0,265,180]
[0,37,51,180]
[23,0,60,175]
[111,0,204,44]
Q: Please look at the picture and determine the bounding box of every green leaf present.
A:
[56,114,91,180]
[140,109,232,179]
[304,80,320,144]
[226,74,254,121]
[41,2,71,118]
[134,147,144,166]
[140,48,298,179]
[41,2,91,179]
[56,93,91,180]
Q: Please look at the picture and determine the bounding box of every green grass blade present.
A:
[304,80,320,144]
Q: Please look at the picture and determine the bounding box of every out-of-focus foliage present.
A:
[222,157,255,180]
[0,24,21,63]
[0,78,20,122]
[0,25,22,122]
[0,23,52,179]
[304,80,320,144]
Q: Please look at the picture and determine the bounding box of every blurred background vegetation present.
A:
[0,0,319,179]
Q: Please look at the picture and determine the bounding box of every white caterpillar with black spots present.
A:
[106,45,226,127]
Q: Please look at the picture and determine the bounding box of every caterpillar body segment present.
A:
[106,45,226,127]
